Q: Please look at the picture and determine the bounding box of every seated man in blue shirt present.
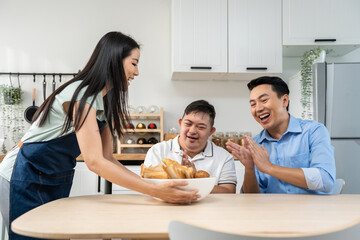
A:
[226,76,335,194]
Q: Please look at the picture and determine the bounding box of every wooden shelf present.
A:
[77,154,146,161]
[120,144,155,148]
[124,129,161,133]
[129,113,161,119]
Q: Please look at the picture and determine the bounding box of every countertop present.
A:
[1,153,239,162]
[0,153,146,162]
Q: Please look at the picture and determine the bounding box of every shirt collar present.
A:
[171,135,214,160]
[257,114,302,143]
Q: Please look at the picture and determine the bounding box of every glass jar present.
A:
[211,132,225,148]
[135,106,147,114]
[238,134,245,146]
[239,131,252,146]
[225,132,239,144]
[147,105,160,114]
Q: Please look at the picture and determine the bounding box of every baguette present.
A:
[195,170,210,178]
[143,171,169,179]
[165,163,183,179]
[142,158,209,179]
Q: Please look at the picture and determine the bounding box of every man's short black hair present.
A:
[183,100,216,127]
[247,76,290,111]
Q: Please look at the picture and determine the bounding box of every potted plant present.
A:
[300,47,327,119]
[0,74,25,154]
[2,74,23,105]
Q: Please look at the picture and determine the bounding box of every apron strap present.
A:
[9,140,23,151]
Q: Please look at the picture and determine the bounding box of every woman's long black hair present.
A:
[32,31,140,138]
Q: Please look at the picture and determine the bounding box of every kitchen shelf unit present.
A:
[116,107,164,154]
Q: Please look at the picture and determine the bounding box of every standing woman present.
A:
[0,32,198,240]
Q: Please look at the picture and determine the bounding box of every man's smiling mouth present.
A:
[259,113,270,121]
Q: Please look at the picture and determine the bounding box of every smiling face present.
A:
[178,111,216,158]
[123,48,140,86]
[249,84,290,139]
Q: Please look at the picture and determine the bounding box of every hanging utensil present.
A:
[24,75,39,123]
[52,74,56,93]
[43,74,46,101]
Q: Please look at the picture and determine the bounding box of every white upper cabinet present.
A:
[172,0,227,73]
[228,0,282,74]
[283,0,360,56]
[172,0,282,80]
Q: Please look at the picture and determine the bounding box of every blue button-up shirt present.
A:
[253,115,335,194]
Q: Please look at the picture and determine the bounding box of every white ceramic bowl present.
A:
[143,177,216,201]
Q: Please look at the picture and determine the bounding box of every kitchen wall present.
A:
[1,0,360,149]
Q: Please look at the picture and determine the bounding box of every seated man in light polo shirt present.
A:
[144,100,237,193]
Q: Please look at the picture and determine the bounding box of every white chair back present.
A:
[1,220,4,240]
[169,219,360,240]
[333,178,346,194]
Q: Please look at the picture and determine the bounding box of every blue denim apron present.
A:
[9,120,106,240]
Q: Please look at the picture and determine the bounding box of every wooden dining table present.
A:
[11,194,360,239]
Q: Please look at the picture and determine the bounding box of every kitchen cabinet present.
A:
[228,0,282,74]
[70,162,101,197]
[172,0,282,80]
[112,165,142,194]
[283,0,360,56]
[172,0,228,74]
[116,107,164,154]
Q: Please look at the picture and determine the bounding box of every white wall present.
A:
[1,0,359,149]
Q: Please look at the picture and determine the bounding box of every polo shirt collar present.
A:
[171,135,214,160]
[257,114,302,143]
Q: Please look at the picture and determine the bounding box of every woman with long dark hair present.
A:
[0,32,199,240]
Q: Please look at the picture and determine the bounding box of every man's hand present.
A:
[245,136,273,173]
[226,140,254,169]
[181,150,196,173]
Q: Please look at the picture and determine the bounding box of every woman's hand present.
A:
[153,180,200,204]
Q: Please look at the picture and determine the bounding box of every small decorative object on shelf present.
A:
[147,137,158,144]
[125,137,136,144]
[168,127,178,134]
[164,127,179,141]
[147,123,157,129]
[136,123,146,130]
[126,123,134,129]
[135,106,147,114]
[147,105,160,114]
[137,137,147,144]
[128,105,136,114]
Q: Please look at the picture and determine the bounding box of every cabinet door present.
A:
[283,0,360,45]
[112,165,141,194]
[70,162,99,197]
[228,0,282,73]
[172,0,227,73]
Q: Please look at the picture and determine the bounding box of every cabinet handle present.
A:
[97,176,101,193]
[190,66,212,70]
[314,39,336,42]
[246,67,268,70]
